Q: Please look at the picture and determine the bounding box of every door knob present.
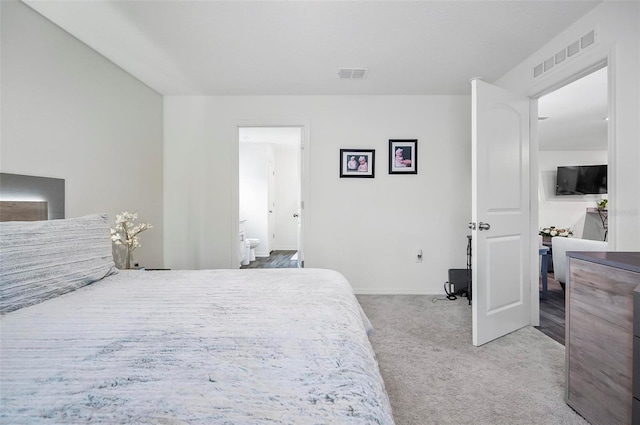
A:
[478,222,491,231]
[293,213,299,218]
[468,222,476,230]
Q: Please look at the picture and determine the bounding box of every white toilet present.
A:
[246,238,260,261]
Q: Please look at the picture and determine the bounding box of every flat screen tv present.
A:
[556,165,607,195]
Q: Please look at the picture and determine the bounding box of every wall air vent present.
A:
[581,30,596,49]
[544,57,555,72]
[533,29,597,79]
[534,63,544,78]
[338,68,368,79]
[567,40,580,57]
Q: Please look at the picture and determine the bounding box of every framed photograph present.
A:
[340,149,375,178]
[389,139,417,174]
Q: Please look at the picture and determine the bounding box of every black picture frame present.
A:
[389,139,417,174]
[340,149,375,178]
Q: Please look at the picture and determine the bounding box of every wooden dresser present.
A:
[565,251,640,425]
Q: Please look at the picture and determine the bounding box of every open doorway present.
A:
[535,65,609,344]
[238,127,303,268]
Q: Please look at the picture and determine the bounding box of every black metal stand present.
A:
[466,235,472,305]
[596,208,608,241]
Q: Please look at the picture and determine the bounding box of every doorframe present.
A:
[526,49,615,325]
[231,120,310,268]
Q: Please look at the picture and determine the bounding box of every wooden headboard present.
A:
[0,173,64,221]
[0,201,48,222]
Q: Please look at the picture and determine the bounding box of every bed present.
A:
[0,214,394,424]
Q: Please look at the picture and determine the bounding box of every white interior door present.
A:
[268,160,275,254]
[294,206,302,267]
[295,128,304,268]
[471,78,531,346]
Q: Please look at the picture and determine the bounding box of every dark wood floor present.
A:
[240,250,299,269]
[536,273,566,345]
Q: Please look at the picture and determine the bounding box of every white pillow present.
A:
[0,213,117,314]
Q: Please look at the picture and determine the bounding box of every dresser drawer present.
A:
[635,337,640,399]
[570,258,635,331]
[567,307,632,425]
[566,253,640,425]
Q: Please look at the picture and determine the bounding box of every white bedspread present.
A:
[0,269,393,424]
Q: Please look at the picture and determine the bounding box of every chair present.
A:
[551,237,608,289]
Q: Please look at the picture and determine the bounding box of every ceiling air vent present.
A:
[338,68,368,79]
[533,29,597,79]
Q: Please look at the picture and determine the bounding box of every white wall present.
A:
[0,1,164,268]
[538,151,607,240]
[164,95,471,294]
[497,1,640,250]
[239,143,270,257]
[274,146,299,250]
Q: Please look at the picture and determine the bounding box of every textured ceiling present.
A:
[24,0,602,96]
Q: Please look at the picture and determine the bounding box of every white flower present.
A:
[110,211,152,252]
[539,226,573,238]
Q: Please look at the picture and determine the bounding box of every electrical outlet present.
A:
[416,249,423,263]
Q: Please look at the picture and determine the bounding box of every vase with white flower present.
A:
[539,226,573,244]
[110,211,152,269]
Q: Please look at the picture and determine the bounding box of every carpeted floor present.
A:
[356,295,588,425]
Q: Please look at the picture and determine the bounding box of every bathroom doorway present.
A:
[238,126,303,268]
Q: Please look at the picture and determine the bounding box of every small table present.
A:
[539,246,549,300]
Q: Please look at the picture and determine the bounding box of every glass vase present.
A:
[125,246,132,269]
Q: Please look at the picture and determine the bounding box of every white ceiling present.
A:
[538,66,608,151]
[23,0,602,96]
